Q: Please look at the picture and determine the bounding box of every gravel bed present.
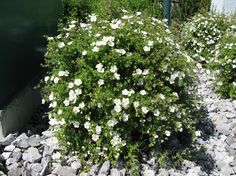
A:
[0,67,235,176]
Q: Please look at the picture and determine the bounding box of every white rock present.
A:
[4,145,15,152]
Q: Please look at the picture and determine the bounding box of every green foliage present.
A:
[61,0,163,20]
[42,11,203,173]
[172,0,211,22]
[209,24,236,99]
[182,12,232,63]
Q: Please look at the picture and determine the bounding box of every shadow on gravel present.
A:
[158,107,216,174]
[21,104,50,136]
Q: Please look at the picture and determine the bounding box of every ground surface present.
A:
[0,66,236,176]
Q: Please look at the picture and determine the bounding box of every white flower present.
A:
[110,20,122,29]
[57,109,63,115]
[142,107,149,114]
[122,98,129,108]
[136,12,142,16]
[110,65,118,73]
[58,42,65,48]
[115,49,126,55]
[148,40,154,46]
[169,106,175,113]
[114,105,122,113]
[153,109,160,116]
[142,69,149,75]
[92,46,99,52]
[69,90,77,102]
[133,101,139,108]
[114,99,121,105]
[44,76,50,82]
[123,113,129,122]
[74,79,82,86]
[53,77,59,84]
[136,68,142,75]
[68,41,73,45]
[140,90,147,96]
[143,46,151,52]
[96,125,102,134]
[47,37,53,40]
[195,131,201,137]
[70,20,77,24]
[79,102,85,109]
[128,89,135,96]
[122,89,129,96]
[98,79,104,86]
[71,121,80,128]
[63,99,70,106]
[159,94,165,100]
[111,134,122,146]
[75,88,82,95]
[92,134,99,142]
[165,130,171,136]
[73,106,80,114]
[82,50,87,56]
[41,99,45,104]
[68,82,74,89]
[80,23,87,28]
[84,122,90,130]
[49,101,57,108]
[114,73,120,80]
[107,118,118,127]
[96,63,104,73]
[58,71,69,77]
[49,93,55,101]
[89,14,97,22]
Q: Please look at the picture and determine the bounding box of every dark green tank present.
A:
[0,0,62,108]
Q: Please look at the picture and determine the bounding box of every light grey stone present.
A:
[119,169,126,176]
[0,171,7,176]
[1,152,11,160]
[182,160,195,169]
[143,169,155,176]
[41,130,53,139]
[22,147,42,163]
[40,156,51,176]
[29,163,43,176]
[43,145,54,157]
[6,162,19,171]
[110,168,120,176]
[22,168,31,176]
[11,151,22,162]
[6,158,17,166]
[230,143,236,149]
[158,168,169,176]
[98,161,110,175]
[4,145,15,152]
[53,166,76,176]
[216,124,230,135]
[225,112,235,119]
[71,160,81,171]
[7,167,22,176]
[12,133,29,149]
[89,164,99,175]
[28,135,41,147]
[0,133,18,146]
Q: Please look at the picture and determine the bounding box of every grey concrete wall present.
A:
[0,86,41,138]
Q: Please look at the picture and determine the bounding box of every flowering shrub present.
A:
[42,11,202,172]
[182,12,231,63]
[209,24,236,99]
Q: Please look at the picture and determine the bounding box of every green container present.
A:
[0,0,62,108]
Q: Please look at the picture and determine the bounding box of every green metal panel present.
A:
[0,0,62,108]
